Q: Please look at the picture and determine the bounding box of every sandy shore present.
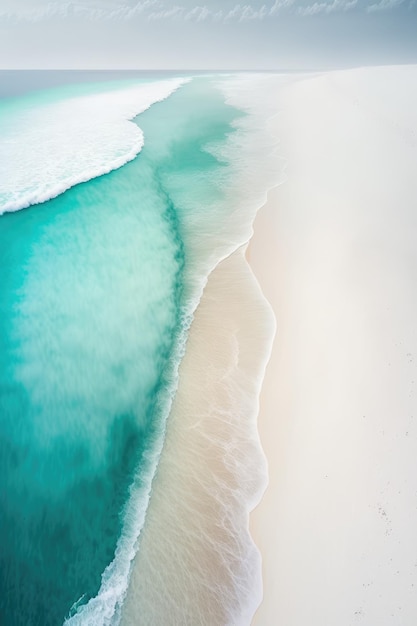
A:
[250,65,417,625]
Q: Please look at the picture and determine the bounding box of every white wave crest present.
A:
[0,77,189,215]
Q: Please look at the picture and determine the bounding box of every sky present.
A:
[0,0,416,69]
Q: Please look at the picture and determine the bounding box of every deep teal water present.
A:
[0,76,242,625]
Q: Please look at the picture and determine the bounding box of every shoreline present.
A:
[247,184,287,626]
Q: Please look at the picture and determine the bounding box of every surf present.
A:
[0,76,188,214]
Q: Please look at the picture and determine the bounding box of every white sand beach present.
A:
[250,65,417,625]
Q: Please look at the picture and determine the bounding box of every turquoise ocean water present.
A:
[0,73,255,625]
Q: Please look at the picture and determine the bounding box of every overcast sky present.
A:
[1,0,416,69]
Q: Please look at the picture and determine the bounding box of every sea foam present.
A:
[0,77,188,214]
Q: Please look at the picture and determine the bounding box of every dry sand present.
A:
[250,65,417,625]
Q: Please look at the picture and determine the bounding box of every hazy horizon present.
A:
[1,0,416,70]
